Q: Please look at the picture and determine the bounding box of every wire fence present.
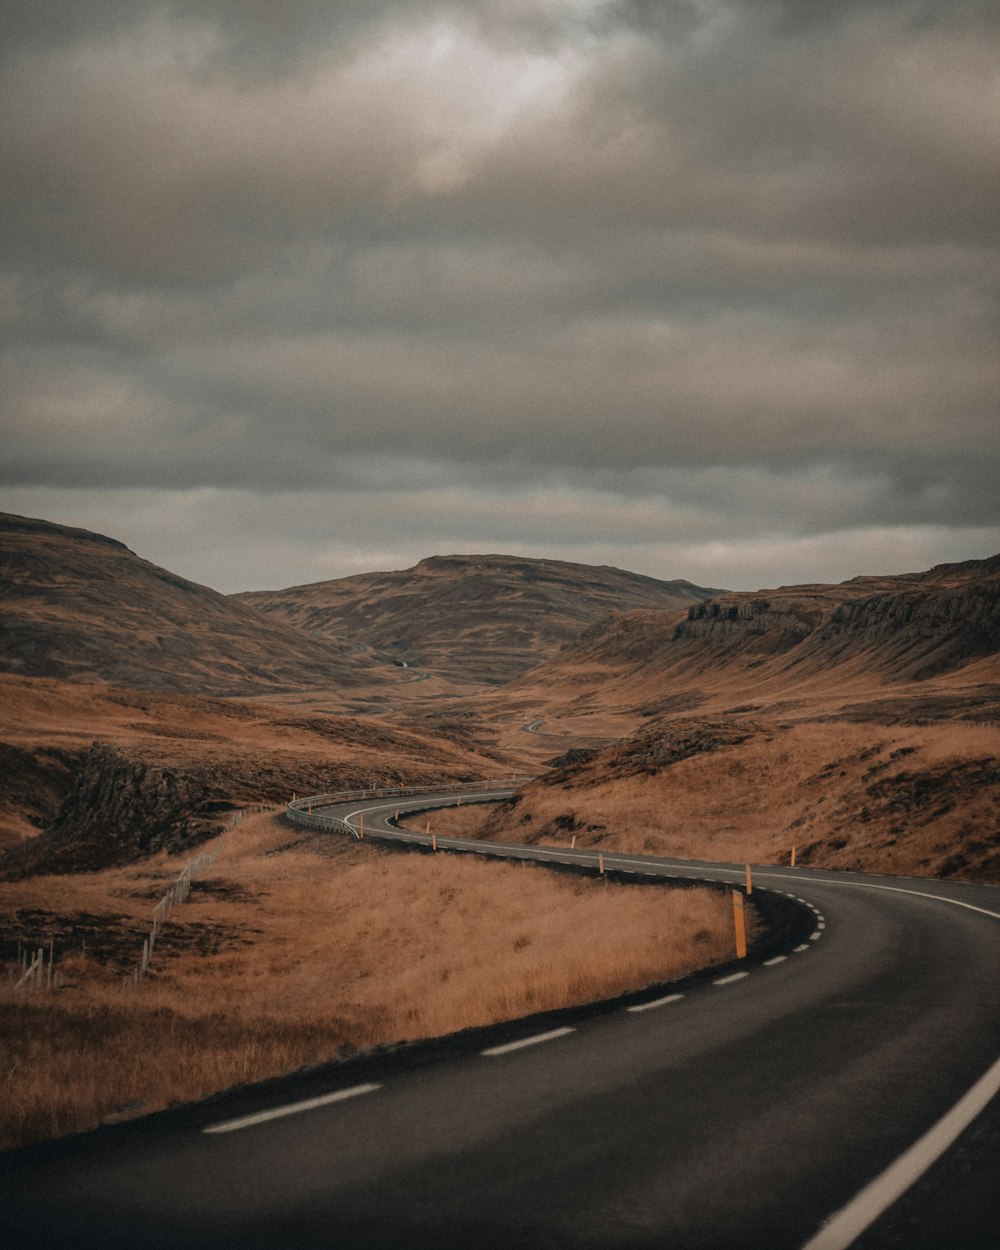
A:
[125,803,278,989]
[13,940,57,992]
[10,786,530,993]
[7,803,279,994]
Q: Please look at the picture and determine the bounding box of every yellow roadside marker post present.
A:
[598,854,605,875]
[732,890,747,959]
[790,846,797,868]
[746,863,753,894]
[359,812,364,840]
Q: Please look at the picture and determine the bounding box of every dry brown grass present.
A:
[478,719,1000,879]
[397,804,496,838]
[1,813,743,1151]
[0,674,518,853]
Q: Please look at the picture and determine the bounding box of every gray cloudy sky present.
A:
[2,0,998,593]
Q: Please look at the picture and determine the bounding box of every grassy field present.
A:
[1,812,747,1151]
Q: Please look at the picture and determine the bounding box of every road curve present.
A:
[2,787,998,1250]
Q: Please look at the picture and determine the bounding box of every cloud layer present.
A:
[2,1,998,591]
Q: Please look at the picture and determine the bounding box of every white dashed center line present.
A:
[627,993,685,1013]
[763,955,787,966]
[482,1027,575,1057]
[203,1083,381,1134]
[714,971,750,986]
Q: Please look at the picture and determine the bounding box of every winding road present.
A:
[2,785,998,1249]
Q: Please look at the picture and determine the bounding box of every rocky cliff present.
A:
[1,743,227,876]
[527,554,1000,692]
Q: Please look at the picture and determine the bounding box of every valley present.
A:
[1,509,998,1155]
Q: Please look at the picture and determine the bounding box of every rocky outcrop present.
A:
[540,718,762,789]
[1,743,226,877]
[673,596,827,655]
[542,555,1000,689]
[0,742,81,841]
[811,580,1000,679]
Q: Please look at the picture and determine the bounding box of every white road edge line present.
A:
[713,971,749,986]
[627,993,684,1013]
[482,1027,575,1057]
[787,878,1000,922]
[203,1083,381,1134]
[800,1053,1000,1250]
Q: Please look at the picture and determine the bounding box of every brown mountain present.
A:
[478,554,1000,881]
[0,512,392,696]
[513,554,1000,708]
[234,554,722,685]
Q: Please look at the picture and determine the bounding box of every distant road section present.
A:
[2,783,998,1250]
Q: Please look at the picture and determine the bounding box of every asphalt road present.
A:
[3,788,998,1250]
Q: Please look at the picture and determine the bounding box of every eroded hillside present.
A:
[505,555,1000,716]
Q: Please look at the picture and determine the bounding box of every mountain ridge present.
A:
[234,554,723,684]
[0,511,389,696]
[512,553,1000,702]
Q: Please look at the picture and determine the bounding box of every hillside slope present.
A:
[0,673,509,869]
[0,513,390,696]
[234,555,721,684]
[513,555,1000,710]
[476,555,1000,881]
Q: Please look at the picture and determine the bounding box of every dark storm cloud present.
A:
[1,1,997,590]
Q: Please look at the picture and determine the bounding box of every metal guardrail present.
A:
[285,777,534,838]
